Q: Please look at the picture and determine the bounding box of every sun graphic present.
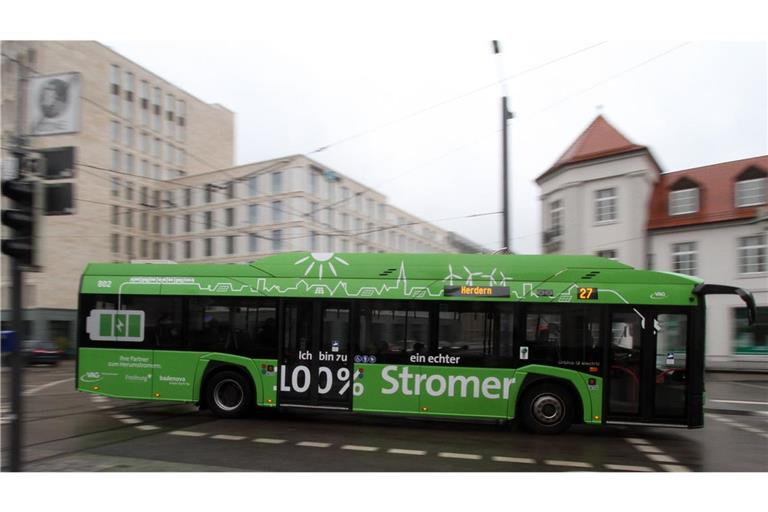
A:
[294,253,350,279]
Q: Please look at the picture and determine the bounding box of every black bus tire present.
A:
[205,370,254,419]
[519,382,575,435]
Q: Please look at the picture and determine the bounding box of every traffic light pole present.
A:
[9,256,23,472]
[8,49,28,473]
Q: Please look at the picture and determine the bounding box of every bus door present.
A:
[605,308,692,426]
[279,300,354,410]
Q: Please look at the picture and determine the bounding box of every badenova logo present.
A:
[159,375,190,386]
[86,309,145,342]
[650,291,667,300]
[380,365,516,400]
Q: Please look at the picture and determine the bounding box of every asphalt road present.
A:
[2,361,767,472]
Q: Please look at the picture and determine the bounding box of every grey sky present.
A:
[106,38,766,253]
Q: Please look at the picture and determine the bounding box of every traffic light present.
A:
[2,178,41,268]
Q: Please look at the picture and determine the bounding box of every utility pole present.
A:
[492,41,514,253]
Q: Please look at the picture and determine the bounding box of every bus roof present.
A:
[82,252,702,306]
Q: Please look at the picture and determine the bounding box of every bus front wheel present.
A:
[205,370,254,419]
[519,382,574,435]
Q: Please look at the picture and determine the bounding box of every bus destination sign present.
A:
[444,286,510,298]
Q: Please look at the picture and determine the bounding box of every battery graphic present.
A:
[86,309,145,342]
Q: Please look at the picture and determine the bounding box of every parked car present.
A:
[22,340,63,366]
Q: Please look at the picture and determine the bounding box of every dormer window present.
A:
[735,166,767,207]
[669,177,699,215]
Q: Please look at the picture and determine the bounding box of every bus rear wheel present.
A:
[205,370,253,419]
[519,383,574,435]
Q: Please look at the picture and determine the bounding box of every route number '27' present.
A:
[578,287,598,300]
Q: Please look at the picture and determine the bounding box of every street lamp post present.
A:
[492,40,514,253]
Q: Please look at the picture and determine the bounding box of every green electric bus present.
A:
[76,252,755,434]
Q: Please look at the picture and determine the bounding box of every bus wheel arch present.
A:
[201,364,255,419]
[517,376,581,434]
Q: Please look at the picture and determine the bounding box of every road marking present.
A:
[211,435,247,441]
[169,430,208,437]
[646,454,679,464]
[742,427,765,434]
[111,414,131,419]
[491,456,536,464]
[120,418,142,425]
[135,425,161,431]
[544,460,593,468]
[341,445,379,452]
[254,438,287,444]
[387,448,427,456]
[661,464,691,472]
[438,452,482,460]
[625,437,651,445]
[296,441,332,448]
[709,399,768,406]
[604,464,653,472]
[634,445,663,454]
[23,378,72,396]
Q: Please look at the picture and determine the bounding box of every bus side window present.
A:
[524,309,562,363]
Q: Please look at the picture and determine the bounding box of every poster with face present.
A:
[27,72,81,136]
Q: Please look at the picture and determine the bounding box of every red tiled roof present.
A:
[537,115,647,183]
[647,155,768,230]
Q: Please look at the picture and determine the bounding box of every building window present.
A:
[204,238,213,257]
[184,214,192,233]
[111,205,119,225]
[141,212,148,231]
[738,234,766,274]
[226,236,235,255]
[272,171,283,194]
[125,153,134,173]
[225,181,235,200]
[111,234,119,254]
[595,188,616,223]
[125,208,133,228]
[167,242,175,261]
[596,249,617,260]
[225,207,235,227]
[204,211,213,230]
[310,230,318,251]
[166,216,175,235]
[111,177,120,197]
[672,242,697,276]
[735,178,766,207]
[184,240,192,259]
[272,200,283,223]
[205,184,214,203]
[549,199,563,238]
[111,121,120,143]
[184,188,192,207]
[733,307,768,355]
[125,181,134,201]
[111,149,121,171]
[248,175,258,197]
[249,233,259,253]
[669,188,699,215]
[126,236,134,258]
[272,230,283,252]
[140,239,148,258]
[249,204,258,224]
[125,126,134,148]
